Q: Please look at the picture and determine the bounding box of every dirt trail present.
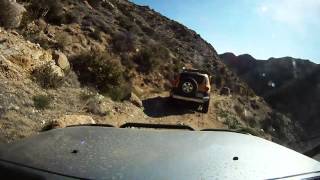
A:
[98,92,226,130]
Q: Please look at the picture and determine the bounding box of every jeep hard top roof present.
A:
[182,68,210,75]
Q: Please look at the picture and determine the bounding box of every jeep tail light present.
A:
[171,75,180,87]
[199,84,210,92]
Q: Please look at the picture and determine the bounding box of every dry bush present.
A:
[112,31,136,52]
[27,0,75,25]
[133,48,157,73]
[0,0,25,28]
[133,43,170,73]
[55,32,73,50]
[33,95,51,109]
[32,62,65,89]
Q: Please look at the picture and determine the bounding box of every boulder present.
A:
[50,115,96,129]
[129,92,142,108]
[220,87,231,96]
[86,95,109,116]
[52,51,70,71]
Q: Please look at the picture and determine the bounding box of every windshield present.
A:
[0,0,319,167]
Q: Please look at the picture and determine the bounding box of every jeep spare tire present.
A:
[179,78,198,95]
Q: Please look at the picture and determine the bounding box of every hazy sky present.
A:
[131,0,320,63]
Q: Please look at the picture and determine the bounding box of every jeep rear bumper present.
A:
[171,94,209,103]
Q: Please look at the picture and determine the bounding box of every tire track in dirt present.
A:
[140,92,225,130]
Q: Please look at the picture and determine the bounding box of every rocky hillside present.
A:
[0,0,304,152]
[220,53,318,97]
[266,66,320,137]
[220,52,320,153]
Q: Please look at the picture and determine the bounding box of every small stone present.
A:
[52,51,70,71]
[51,115,96,129]
[11,31,19,36]
[86,96,108,116]
[8,104,20,111]
[129,93,142,108]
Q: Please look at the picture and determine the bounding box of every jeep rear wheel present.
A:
[179,78,198,95]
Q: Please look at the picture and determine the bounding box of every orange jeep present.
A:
[170,69,211,113]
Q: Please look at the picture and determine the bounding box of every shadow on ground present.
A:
[142,96,199,118]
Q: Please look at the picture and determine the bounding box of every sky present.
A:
[131,0,320,63]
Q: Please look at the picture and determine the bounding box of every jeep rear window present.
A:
[180,73,205,84]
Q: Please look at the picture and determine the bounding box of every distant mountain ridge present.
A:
[220,52,320,153]
[220,52,318,97]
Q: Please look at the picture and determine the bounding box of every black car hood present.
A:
[0,127,319,179]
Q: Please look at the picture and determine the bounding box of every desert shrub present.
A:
[170,22,189,38]
[117,15,135,30]
[91,16,113,34]
[214,75,224,88]
[64,11,82,24]
[248,117,258,128]
[31,36,55,50]
[0,0,25,28]
[107,83,132,101]
[172,58,184,72]
[234,104,244,116]
[225,117,241,129]
[71,51,131,101]
[32,63,65,89]
[33,95,51,109]
[27,0,65,25]
[116,14,142,34]
[27,0,75,25]
[55,32,73,50]
[133,44,170,73]
[218,110,241,129]
[120,53,135,69]
[79,91,96,101]
[87,0,101,8]
[112,31,136,52]
[133,48,156,73]
[141,25,155,36]
[89,29,102,41]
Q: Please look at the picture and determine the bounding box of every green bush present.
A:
[218,110,241,129]
[33,95,51,109]
[106,83,132,101]
[225,117,241,129]
[133,44,170,73]
[71,51,131,101]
